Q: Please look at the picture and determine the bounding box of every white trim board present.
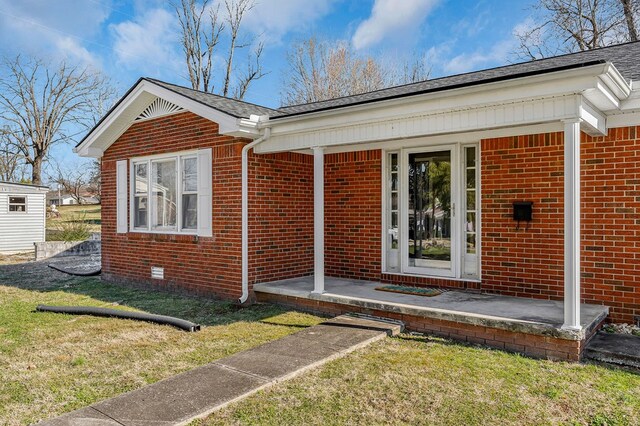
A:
[75,80,258,158]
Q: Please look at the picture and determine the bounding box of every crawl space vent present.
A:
[136,98,184,121]
[151,266,164,280]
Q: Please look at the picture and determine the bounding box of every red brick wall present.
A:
[325,150,382,280]
[102,111,640,323]
[257,291,596,361]
[248,152,314,284]
[582,127,640,323]
[102,111,314,298]
[481,132,565,299]
[101,112,246,298]
[481,127,640,323]
[320,132,640,324]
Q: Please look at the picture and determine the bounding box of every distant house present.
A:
[0,182,48,253]
[47,189,99,206]
[75,41,640,360]
[47,192,78,206]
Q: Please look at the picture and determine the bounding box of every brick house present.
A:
[76,42,640,360]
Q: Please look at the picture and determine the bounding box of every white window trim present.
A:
[129,150,199,235]
[381,141,481,282]
[7,195,27,214]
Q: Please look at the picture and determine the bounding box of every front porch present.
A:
[255,276,609,361]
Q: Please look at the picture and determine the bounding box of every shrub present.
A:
[48,213,91,242]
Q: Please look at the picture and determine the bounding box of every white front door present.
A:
[385,143,479,280]
[402,146,457,277]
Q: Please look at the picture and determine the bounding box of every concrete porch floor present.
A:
[255,276,609,341]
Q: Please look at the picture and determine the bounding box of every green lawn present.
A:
[203,336,640,425]
[46,204,102,237]
[2,259,640,426]
[0,261,321,425]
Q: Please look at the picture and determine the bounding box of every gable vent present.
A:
[136,98,184,121]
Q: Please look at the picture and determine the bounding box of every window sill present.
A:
[126,230,202,243]
[129,229,198,236]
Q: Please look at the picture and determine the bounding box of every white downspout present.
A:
[239,126,271,304]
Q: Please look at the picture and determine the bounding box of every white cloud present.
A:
[454,10,490,38]
[442,38,515,74]
[54,37,99,67]
[110,8,182,77]
[0,0,109,66]
[352,0,439,50]
[242,0,338,44]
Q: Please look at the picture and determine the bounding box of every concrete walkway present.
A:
[41,314,403,426]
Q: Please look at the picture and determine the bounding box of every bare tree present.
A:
[86,160,101,203]
[621,0,639,41]
[281,38,431,106]
[0,135,27,182]
[174,0,266,99]
[393,53,432,87]
[52,163,88,204]
[515,0,640,60]
[0,56,115,185]
[174,0,224,93]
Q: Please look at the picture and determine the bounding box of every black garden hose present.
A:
[48,264,101,276]
[35,305,201,332]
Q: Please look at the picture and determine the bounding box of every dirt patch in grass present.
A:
[0,259,322,425]
[202,335,640,426]
[0,252,34,265]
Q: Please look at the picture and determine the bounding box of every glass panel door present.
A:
[407,150,453,273]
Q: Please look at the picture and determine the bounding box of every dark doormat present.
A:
[375,285,443,297]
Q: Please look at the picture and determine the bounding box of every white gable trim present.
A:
[135,98,184,122]
[74,80,253,158]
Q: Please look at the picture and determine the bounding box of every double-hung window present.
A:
[8,196,27,213]
[131,152,200,233]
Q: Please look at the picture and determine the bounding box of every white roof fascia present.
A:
[74,80,247,158]
[619,84,640,111]
[579,98,608,136]
[0,182,49,193]
[269,63,613,128]
[224,115,266,137]
[255,94,586,154]
[267,63,630,138]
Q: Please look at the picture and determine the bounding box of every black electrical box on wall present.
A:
[513,201,533,222]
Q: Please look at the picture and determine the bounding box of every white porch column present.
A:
[312,146,325,294]
[563,119,582,330]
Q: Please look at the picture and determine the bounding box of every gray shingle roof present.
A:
[145,78,279,119]
[145,41,639,120]
[149,41,640,119]
[274,41,640,118]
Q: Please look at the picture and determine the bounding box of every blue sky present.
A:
[0,0,536,171]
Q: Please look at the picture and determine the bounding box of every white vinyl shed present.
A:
[0,182,48,253]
